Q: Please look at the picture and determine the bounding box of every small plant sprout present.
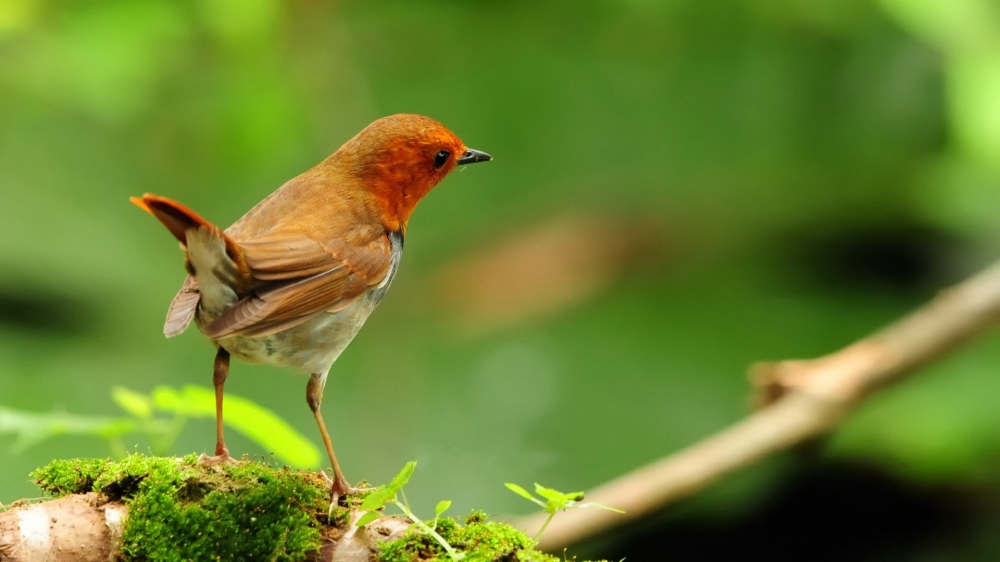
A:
[505,482,624,543]
[433,500,452,531]
[356,461,465,561]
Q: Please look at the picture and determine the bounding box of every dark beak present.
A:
[457,148,492,165]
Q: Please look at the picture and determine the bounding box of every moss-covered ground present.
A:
[30,455,567,562]
[32,455,337,561]
[378,511,560,562]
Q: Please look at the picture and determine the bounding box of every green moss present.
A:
[377,511,560,562]
[30,456,593,562]
[30,458,110,496]
[32,454,343,562]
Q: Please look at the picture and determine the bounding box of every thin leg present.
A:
[307,371,351,500]
[199,348,233,466]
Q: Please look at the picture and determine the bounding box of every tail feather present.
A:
[130,193,248,274]
[130,194,215,246]
[165,275,200,338]
[132,193,254,338]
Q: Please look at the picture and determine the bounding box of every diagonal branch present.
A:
[516,260,1000,551]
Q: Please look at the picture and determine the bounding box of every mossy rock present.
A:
[32,454,337,561]
[29,455,568,562]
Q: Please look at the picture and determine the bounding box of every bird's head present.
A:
[334,114,491,232]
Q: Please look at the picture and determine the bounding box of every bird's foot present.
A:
[198,452,237,467]
[346,484,375,495]
[319,470,368,506]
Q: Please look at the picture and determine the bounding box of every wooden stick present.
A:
[517,260,1000,551]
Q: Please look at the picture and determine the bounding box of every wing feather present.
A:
[204,227,392,339]
[238,233,339,281]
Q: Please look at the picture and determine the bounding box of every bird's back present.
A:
[164,160,399,374]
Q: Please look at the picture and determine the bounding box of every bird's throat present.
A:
[368,174,438,233]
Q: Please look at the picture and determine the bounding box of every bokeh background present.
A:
[4,0,1000,559]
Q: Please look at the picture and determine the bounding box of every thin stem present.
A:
[400,487,411,513]
[533,512,556,543]
[393,500,464,561]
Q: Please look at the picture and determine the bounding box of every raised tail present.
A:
[131,194,252,337]
[131,193,219,246]
[130,193,246,265]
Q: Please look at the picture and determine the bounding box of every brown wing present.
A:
[204,227,392,339]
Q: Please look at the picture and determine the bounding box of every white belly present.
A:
[214,294,381,375]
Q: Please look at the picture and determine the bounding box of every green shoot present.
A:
[433,500,452,530]
[356,461,464,561]
[505,482,624,543]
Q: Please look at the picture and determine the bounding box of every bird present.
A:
[130,114,491,500]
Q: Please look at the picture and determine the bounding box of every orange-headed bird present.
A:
[131,114,491,499]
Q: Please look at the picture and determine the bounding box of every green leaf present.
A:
[360,487,392,511]
[388,461,416,493]
[504,483,536,501]
[110,387,152,418]
[208,386,320,469]
[506,482,549,510]
[356,511,382,527]
[581,502,625,514]
[434,500,452,518]
[533,483,570,502]
[151,385,321,469]
[0,407,139,454]
[151,386,186,414]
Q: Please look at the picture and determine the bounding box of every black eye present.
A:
[434,150,450,169]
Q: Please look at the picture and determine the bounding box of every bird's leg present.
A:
[199,348,234,466]
[307,371,354,503]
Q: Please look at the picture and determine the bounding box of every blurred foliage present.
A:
[0,385,320,467]
[2,0,1000,559]
[881,0,1000,236]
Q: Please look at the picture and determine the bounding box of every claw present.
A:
[198,452,236,467]
[318,471,369,507]
[319,470,335,487]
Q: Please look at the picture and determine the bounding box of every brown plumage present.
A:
[131,114,491,499]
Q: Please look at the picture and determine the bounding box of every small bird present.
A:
[131,114,491,499]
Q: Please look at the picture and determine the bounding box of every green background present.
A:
[3,0,1000,558]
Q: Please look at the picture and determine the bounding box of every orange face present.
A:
[342,114,491,231]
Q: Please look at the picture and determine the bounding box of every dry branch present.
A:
[516,260,1000,551]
